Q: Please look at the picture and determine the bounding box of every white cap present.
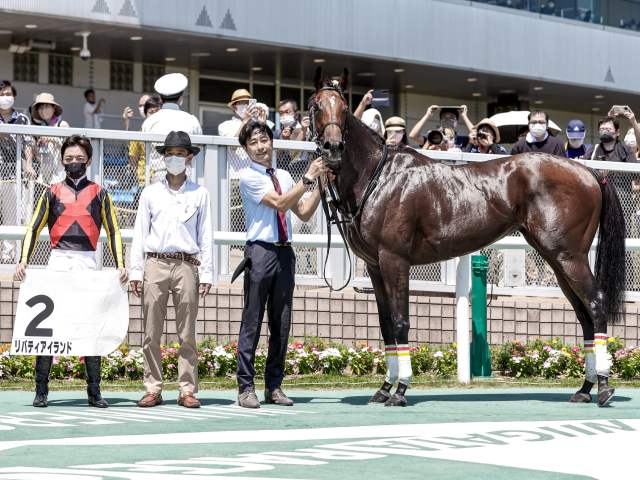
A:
[154,73,188,97]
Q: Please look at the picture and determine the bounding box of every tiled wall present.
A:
[1,281,639,347]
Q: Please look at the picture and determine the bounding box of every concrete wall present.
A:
[2,282,639,348]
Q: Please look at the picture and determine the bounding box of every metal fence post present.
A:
[456,254,471,384]
[471,254,491,377]
[217,144,230,276]
[203,144,220,283]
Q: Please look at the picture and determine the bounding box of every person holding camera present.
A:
[465,119,507,154]
[584,114,637,163]
[409,105,474,149]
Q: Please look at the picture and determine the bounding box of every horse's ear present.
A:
[339,68,349,92]
[314,66,323,91]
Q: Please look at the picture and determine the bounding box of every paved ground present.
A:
[0,387,639,479]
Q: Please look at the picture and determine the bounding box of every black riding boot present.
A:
[85,356,108,408]
[597,375,615,407]
[569,379,594,403]
[368,381,393,403]
[33,356,52,408]
[385,382,408,407]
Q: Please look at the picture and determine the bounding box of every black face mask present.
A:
[64,162,87,179]
[600,133,615,144]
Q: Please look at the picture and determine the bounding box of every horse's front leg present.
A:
[378,249,411,407]
[366,263,396,404]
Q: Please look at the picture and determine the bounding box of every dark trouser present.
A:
[237,241,295,393]
[35,355,102,396]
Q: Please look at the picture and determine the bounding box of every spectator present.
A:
[361,108,385,137]
[384,117,408,147]
[510,110,565,156]
[584,116,637,162]
[564,119,590,159]
[465,118,508,154]
[0,80,34,263]
[624,128,640,160]
[540,1,556,15]
[275,99,306,141]
[122,93,151,131]
[141,73,202,183]
[83,88,105,129]
[218,89,261,137]
[129,95,162,188]
[30,93,69,197]
[354,89,373,119]
[409,105,474,149]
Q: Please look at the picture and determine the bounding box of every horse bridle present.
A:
[308,86,348,146]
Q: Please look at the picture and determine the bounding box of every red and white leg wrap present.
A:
[396,344,413,386]
[384,345,399,384]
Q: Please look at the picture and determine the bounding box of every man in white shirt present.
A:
[83,89,104,129]
[236,120,328,409]
[130,131,213,409]
[142,73,202,183]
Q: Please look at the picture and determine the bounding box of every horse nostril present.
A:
[338,142,345,152]
[323,141,332,151]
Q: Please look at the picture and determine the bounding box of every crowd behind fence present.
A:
[1,124,640,299]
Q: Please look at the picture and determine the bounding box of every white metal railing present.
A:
[1,123,640,297]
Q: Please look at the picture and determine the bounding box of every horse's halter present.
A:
[308,85,348,148]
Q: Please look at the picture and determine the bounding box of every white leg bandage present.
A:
[594,334,612,377]
[384,345,399,384]
[583,340,597,384]
[396,344,413,386]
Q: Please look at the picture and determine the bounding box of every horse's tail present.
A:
[595,176,626,324]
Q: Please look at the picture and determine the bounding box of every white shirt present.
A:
[129,179,214,284]
[83,101,101,129]
[218,116,242,137]
[239,162,295,243]
[141,103,202,136]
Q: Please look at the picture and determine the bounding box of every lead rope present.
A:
[320,177,353,291]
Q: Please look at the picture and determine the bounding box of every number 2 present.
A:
[24,295,54,337]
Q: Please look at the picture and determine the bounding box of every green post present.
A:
[471,255,491,377]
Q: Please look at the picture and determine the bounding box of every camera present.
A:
[79,48,91,61]
[426,129,444,145]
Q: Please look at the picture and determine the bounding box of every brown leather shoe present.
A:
[177,392,201,408]
[137,392,163,408]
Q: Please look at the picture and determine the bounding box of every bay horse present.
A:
[309,68,625,407]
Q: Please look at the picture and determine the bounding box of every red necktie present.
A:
[266,168,288,242]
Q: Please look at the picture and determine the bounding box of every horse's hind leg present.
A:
[378,249,411,407]
[554,273,596,403]
[551,255,615,407]
[367,263,397,404]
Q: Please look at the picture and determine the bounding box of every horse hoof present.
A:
[368,389,391,404]
[598,387,615,407]
[569,392,592,403]
[384,393,407,407]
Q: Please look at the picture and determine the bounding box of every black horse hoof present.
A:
[569,392,592,403]
[368,389,391,404]
[384,393,407,407]
[598,387,615,407]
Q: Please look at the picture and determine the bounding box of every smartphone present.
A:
[438,105,462,111]
[248,98,257,109]
[609,105,631,117]
[371,89,390,108]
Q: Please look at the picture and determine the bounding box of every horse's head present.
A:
[309,67,349,169]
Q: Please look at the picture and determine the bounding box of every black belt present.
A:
[147,252,201,266]
[248,240,291,248]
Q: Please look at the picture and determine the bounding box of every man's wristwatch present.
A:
[302,174,315,186]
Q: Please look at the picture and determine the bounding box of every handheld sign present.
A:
[11,270,129,356]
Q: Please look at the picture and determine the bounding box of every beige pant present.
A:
[142,257,199,394]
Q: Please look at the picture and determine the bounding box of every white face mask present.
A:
[235,104,248,118]
[386,131,403,145]
[529,123,547,138]
[369,119,380,132]
[568,138,584,149]
[164,155,187,175]
[0,96,14,110]
[280,115,295,128]
[138,107,146,118]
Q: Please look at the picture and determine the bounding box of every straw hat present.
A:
[475,118,500,144]
[384,116,406,132]
[227,88,252,109]
[31,92,62,121]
